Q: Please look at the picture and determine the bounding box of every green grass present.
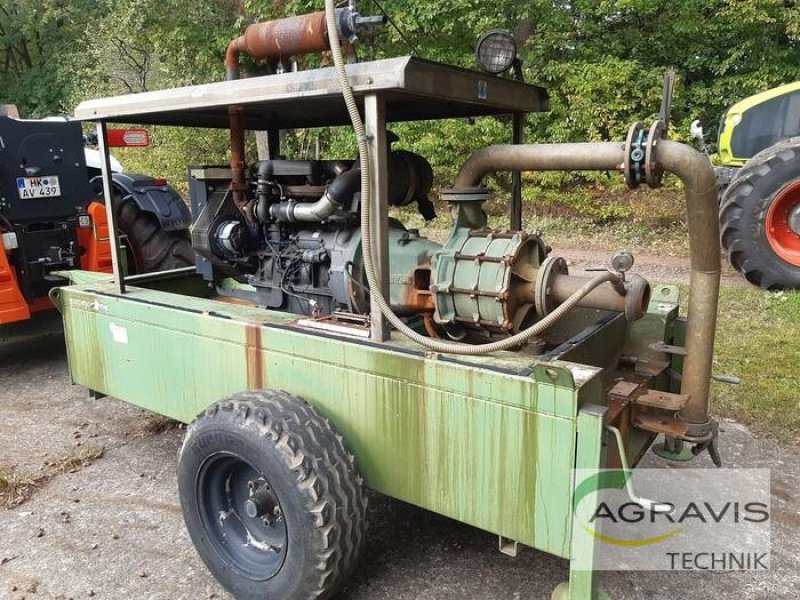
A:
[706,286,800,444]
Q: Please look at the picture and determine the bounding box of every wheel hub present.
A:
[789,205,800,236]
[197,454,287,581]
[766,180,800,266]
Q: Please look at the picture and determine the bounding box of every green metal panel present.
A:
[563,405,608,600]
[58,281,601,559]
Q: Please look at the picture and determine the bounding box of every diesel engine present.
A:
[190,147,440,315]
[189,144,651,342]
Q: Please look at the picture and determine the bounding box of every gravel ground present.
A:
[0,261,797,599]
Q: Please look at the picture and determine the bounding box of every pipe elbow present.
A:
[655,141,721,275]
[326,167,361,205]
[224,36,246,80]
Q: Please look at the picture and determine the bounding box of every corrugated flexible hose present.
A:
[324,0,617,355]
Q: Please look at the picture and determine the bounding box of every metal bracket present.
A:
[633,389,689,412]
[649,341,687,356]
[498,536,520,557]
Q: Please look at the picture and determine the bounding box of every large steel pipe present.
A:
[656,141,720,432]
[548,274,651,321]
[454,141,720,435]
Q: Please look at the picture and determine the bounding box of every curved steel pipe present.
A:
[453,140,720,433]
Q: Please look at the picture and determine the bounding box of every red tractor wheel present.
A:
[720,137,800,289]
[765,180,800,267]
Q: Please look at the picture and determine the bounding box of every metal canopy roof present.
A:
[73,57,549,129]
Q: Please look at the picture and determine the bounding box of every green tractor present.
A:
[694,81,800,289]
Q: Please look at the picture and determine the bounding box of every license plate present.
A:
[17,176,61,199]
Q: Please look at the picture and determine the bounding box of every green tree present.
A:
[0,1,101,116]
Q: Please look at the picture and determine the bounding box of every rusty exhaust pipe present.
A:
[224,7,385,79]
[224,11,331,80]
[224,11,332,226]
[453,141,720,439]
[227,106,253,225]
[223,7,384,225]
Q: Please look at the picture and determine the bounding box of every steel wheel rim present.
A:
[766,180,800,266]
[196,452,288,581]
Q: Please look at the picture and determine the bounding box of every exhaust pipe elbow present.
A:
[224,36,246,81]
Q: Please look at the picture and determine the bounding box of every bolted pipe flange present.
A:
[623,122,645,189]
[624,274,651,321]
[439,186,493,203]
[645,120,666,188]
[534,256,569,319]
[624,120,667,190]
[677,418,716,444]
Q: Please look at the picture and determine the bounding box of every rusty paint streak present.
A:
[246,324,264,390]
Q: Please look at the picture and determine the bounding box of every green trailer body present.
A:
[54,270,681,598]
[58,29,722,596]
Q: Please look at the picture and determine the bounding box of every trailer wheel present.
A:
[116,199,193,274]
[720,137,800,289]
[178,391,367,600]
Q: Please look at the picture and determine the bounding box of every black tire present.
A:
[178,390,367,600]
[116,199,194,274]
[720,137,800,289]
[713,166,740,202]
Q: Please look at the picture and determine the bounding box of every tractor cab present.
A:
[718,80,800,166]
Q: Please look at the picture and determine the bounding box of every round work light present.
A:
[475,30,517,75]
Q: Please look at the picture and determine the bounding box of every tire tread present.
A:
[720,137,800,289]
[180,390,367,600]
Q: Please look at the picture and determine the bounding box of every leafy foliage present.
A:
[2,0,799,219]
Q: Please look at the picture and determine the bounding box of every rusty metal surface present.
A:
[225,11,330,77]
[227,106,251,224]
[633,357,671,378]
[633,389,689,412]
[649,340,688,356]
[631,411,690,437]
[608,380,640,402]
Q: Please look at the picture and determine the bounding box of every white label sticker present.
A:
[109,323,128,344]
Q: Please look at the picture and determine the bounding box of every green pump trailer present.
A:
[54,4,723,599]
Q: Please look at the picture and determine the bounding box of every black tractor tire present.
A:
[713,166,740,202]
[178,390,367,600]
[115,199,193,274]
[720,136,800,289]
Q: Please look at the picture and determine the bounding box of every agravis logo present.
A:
[573,468,771,570]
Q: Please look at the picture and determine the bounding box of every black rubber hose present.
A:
[327,167,361,206]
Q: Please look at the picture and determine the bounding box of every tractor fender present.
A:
[92,172,192,232]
